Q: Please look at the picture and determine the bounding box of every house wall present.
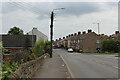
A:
[28,28,48,41]
[82,33,101,53]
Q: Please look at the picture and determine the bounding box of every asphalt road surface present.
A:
[54,49,119,78]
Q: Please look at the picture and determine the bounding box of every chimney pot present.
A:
[88,29,92,33]
[82,31,86,34]
[74,33,77,36]
[68,35,71,37]
[71,34,73,36]
[78,32,81,35]
[115,31,119,34]
[59,38,61,40]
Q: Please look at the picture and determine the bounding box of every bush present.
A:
[33,38,45,57]
[0,42,4,52]
[101,39,120,53]
[2,62,19,80]
[44,40,51,54]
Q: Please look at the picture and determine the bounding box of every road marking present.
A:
[60,55,75,78]
[112,66,120,70]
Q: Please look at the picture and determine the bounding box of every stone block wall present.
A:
[10,54,47,78]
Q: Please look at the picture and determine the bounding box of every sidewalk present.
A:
[33,52,69,78]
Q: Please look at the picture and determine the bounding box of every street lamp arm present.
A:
[53,8,65,12]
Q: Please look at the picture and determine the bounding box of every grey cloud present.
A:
[2,2,117,20]
[2,2,21,13]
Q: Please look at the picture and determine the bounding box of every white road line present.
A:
[60,55,75,78]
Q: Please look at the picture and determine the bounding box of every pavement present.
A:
[54,49,119,78]
[33,51,70,78]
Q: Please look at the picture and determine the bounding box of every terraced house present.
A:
[55,29,102,53]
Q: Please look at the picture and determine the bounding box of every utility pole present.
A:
[50,11,54,58]
[50,8,65,58]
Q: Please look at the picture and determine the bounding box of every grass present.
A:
[82,53,118,55]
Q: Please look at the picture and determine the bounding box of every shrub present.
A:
[0,42,4,52]
[2,62,19,80]
[101,39,120,53]
[33,38,45,57]
[44,40,51,54]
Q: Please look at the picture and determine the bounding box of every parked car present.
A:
[68,48,73,52]
[78,49,83,53]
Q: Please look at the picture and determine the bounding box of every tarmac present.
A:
[33,51,70,78]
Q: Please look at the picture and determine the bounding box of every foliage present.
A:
[0,42,4,52]
[2,62,19,80]
[27,53,37,61]
[101,39,120,53]
[33,38,51,57]
[33,38,45,57]
[8,26,24,35]
[44,40,51,54]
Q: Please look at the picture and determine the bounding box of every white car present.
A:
[68,48,73,52]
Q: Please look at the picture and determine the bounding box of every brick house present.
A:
[76,30,101,53]
[0,35,36,53]
[55,29,102,53]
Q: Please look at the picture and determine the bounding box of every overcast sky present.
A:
[0,0,119,40]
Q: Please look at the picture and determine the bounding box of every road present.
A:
[54,49,119,78]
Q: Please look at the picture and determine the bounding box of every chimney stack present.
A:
[78,32,81,35]
[63,37,65,39]
[71,34,73,36]
[82,31,86,34]
[115,31,119,34]
[59,38,61,40]
[88,29,92,33]
[74,33,77,36]
[68,35,71,37]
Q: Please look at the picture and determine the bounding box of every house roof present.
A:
[0,35,36,47]
[65,32,98,41]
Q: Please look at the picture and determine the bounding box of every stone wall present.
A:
[10,54,47,78]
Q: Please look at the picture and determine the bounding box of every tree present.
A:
[8,26,24,35]
[101,39,120,53]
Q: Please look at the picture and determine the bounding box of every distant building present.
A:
[27,28,48,41]
[0,35,36,53]
[109,31,119,40]
[54,29,102,53]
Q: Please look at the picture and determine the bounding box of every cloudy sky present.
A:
[0,0,119,40]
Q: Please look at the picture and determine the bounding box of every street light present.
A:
[50,8,65,58]
[93,23,100,35]
[93,22,100,53]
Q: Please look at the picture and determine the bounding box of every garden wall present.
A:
[10,54,47,78]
